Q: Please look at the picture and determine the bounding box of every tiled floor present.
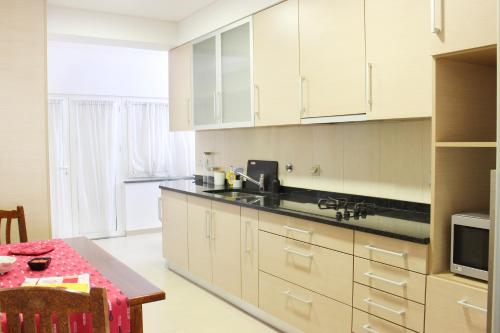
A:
[95,232,278,333]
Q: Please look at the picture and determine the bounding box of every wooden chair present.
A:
[0,206,28,244]
[0,287,110,333]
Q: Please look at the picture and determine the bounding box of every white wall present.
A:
[48,5,177,49]
[176,0,282,45]
[48,41,168,98]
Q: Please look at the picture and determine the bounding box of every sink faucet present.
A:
[236,171,265,192]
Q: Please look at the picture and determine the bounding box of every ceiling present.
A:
[47,0,217,21]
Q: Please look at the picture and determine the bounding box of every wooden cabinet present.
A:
[241,208,258,306]
[298,0,365,119]
[253,0,300,127]
[187,196,212,282]
[259,271,352,333]
[161,190,188,270]
[365,0,431,120]
[353,309,415,333]
[168,43,192,131]
[425,274,488,333]
[430,0,497,55]
[211,201,241,297]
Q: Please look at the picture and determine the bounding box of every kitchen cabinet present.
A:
[241,208,258,306]
[192,18,254,130]
[253,0,300,127]
[430,0,497,55]
[365,0,431,120]
[211,201,241,297]
[187,196,212,282]
[169,43,193,131]
[161,190,188,270]
[298,0,365,119]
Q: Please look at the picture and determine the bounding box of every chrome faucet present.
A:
[236,171,265,192]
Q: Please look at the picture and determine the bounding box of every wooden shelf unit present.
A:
[430,46,497,276]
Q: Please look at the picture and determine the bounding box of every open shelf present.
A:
[436,141,497,148]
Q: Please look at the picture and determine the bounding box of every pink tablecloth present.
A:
[0,239,130,333]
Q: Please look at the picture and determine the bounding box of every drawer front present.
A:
[258,211,353,254]
[259,230,353,305]
[259,271,352,333]
[353,309,416,333]
[354,232,428,274]
[354,257,426,304]
[425,275,487,333]
[353,283,425,333]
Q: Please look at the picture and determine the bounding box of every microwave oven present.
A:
[451,213,490,281]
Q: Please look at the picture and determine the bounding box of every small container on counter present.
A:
[214,171,226,186]
[28,257,51,271]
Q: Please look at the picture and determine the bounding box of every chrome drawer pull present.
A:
[458,299,487,313]
[364,244,406,257]
[363,298,406,315]
[283,225,312,235]
[284,290,312,305]
[364,272,407,287]
[362,324,380,333]
[283,247,313,258]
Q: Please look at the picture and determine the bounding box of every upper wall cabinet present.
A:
[192,18,254,130]
[365,0,432,120]
[169,43,193,131]
[299,0,366,120]
[253,0,300,127]
[430,0,497,55]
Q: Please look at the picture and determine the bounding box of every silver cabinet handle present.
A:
[212,91,217,122]
[217,91,222,123]
[363,298,406,315]
[283,247,313,258]
[364,244,406,257]
[299,76,306,116]
[187,98,191,126]
[158,198,163,222]
[366,63,373,110]
[362,324,380,333]
[211,211,216,239]
[283,225,312,235]
[205,210,211,239]
[245,221,251,253]
[254,85,260,119]
[458,299,487,313]
[364,272,407,287]
[431,0,441,34]
[284,290,312,305]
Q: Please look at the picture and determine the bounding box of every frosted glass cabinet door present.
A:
[220,22,252,125]
[193,36,217,127]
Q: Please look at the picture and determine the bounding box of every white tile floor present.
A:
[95,232,279,333]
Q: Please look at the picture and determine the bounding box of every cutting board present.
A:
[245,160,278,191]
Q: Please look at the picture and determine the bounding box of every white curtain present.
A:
[126,99,195,178]
[72,98,122,238]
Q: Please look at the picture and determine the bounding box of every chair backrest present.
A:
[0,206,28,244]
[0,287,110,333]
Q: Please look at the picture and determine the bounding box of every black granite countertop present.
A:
[159,179,430,244]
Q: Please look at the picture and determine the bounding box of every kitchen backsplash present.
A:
[195,119,431,204]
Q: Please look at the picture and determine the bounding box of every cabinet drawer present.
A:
[353,283,424,333]
[259,211,353,253]
[354,257,426,304]
[259,230,353,305]
[354,232,428,274]
[425,275,487,333]
[259,271,352,333]
[353,309,416,333]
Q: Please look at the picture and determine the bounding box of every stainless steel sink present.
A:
[203,189,264,200]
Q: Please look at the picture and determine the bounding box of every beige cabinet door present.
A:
[211,201,241,297]
[241,208,259,306]
[299,0,365,118]
[162,190,189,270]
[365,0,432,120]
[187,196,212,282]
[168,43,192,131]
[253,0,300,126]
[431,0,497,55]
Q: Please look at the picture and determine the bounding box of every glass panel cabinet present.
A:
[192,36,217,127]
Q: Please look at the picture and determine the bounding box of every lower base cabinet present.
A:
[258,271,352,333]
[425,275,487,333]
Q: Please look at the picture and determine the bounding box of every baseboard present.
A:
[126,227,162,236]
[166,261,302,333]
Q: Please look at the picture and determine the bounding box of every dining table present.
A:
[1,237,165,333]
